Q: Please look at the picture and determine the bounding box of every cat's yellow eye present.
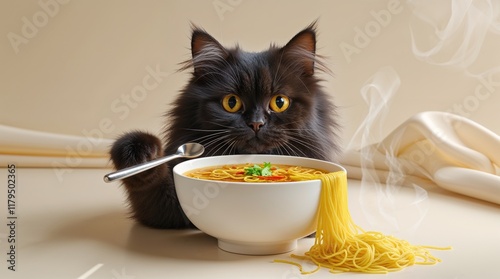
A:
[269,95,290,113]
[222,94,242,113]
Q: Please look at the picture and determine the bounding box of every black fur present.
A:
[110,23,340,228]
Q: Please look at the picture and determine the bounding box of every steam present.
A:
[347,67,400,151]
[344,0,500,234]
[408,0,500,69]
[347,67,429,234]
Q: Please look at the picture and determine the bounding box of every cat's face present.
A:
[169,23,338,160]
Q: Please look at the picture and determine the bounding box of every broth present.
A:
[184,162,328,182]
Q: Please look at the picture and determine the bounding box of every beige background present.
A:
[1,2,500,278]
[1,0,500,152]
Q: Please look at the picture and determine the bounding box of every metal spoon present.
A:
[103,142,204,183]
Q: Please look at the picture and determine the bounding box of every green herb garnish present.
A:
[245,162,272,176]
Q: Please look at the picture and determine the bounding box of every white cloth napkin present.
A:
[0,125,113,168]
[341,111,500,205]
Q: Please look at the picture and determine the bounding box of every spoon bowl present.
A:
[177,142,205,159]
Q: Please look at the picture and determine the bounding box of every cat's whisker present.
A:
[188,131,230,144]
[281,141,305,157]
[207,141,230,157]
[276,144,288,156]
[288,137,325,158]
[201,134,230,146]
[230,140,239,155]
[283,129,325,141]
[188,132,230,150]
[220,138,238,156]
[201,134,235,157]
[182,128,229,133]
[276,141,296,157]
[274,144,282,156]
[281,128,320,132]
[275,129,327,159]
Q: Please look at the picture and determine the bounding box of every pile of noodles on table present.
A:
[274,171,450,274]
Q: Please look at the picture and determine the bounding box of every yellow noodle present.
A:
[274,171,451,274]
[185,164,328,182]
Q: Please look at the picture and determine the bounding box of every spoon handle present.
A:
[104,154,181,183]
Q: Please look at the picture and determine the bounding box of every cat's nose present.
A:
[248,121,264,132]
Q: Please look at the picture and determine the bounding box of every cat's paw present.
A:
[110,131,167,185]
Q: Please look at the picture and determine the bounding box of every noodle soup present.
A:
[173,154,346,255]
[184,162,329,182]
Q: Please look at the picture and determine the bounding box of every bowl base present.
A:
[218,239,297,255]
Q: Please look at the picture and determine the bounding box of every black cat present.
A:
[110,22,340,229]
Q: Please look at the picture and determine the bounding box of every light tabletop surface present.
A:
[0,167,499,279]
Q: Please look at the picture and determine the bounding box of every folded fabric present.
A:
[0,125,113,168]
[341,111,500,205]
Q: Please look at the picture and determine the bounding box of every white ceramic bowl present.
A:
[173,154,345,255]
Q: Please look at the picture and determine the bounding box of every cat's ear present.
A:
[190,27,228,76]
[282,23,317,76]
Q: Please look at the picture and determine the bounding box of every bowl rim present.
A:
[173,154,346,186]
